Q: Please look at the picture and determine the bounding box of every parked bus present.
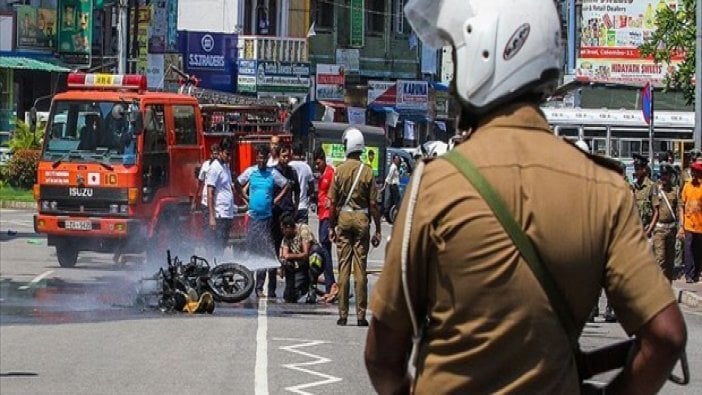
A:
[541,107,694,167]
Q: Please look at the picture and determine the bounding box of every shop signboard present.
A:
[350,0,364,48]
[180,31,237,92]
[255,61,311,94]
[166,0,178,52]
[149,0,168,53]
[16,6,56,50]
[237,59,257,93]
[57,0,92,55]
[137,5,151,74]
[316,64,345,102]
[146,54,165,89]
[576,0,683,84]
[396,80,428,111]
[336,49,360,73]
[367,80,396,106]
[322,143,379,174]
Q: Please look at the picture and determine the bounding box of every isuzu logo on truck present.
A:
[69,187,93,197]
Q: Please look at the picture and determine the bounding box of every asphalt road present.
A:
[1,208,701,394]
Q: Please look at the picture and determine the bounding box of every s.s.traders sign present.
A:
[187,33,225,71]
[396,80,428,111]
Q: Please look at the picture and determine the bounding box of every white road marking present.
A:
[274,337,342,395]
[255,299,270,395]
[18,270,54,290]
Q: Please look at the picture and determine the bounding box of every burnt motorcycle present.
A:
[137,251,255,313]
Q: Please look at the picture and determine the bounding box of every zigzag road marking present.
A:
[273,337,342,395]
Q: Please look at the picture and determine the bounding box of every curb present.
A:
[673,286,701,309]
[0,200,35,210]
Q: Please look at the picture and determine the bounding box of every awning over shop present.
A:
[0,56,70,72]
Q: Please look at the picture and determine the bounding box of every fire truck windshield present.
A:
[43,100,139,164]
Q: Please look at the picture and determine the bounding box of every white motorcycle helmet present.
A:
[404,0,563,114]
[575,139,590,154]
[342,127,365,156]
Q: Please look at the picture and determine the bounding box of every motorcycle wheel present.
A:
[207,263,255,303]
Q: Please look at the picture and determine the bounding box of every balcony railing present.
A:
[238,35,308,63]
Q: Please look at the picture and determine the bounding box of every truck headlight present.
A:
[41,201,50,210]
[49,201,58,210]
[119,205,128,214]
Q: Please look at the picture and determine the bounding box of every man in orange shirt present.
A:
[678,160,702,283]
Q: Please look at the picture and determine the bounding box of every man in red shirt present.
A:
[314,147,338,301]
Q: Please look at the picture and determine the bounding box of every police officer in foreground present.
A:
[328,127,382,326]
[364,1,686,393]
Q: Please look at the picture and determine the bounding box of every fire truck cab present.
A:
[33,73,289,267]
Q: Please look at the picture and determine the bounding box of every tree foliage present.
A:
[6,149,41,189]
[639,0,696,104]
[8,119,45,151]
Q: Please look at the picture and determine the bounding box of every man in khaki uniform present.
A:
[328,127,382,326]
[653,164,679,282]
[364,1,686,394]
[632,153,659,237]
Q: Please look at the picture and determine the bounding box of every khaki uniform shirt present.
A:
[329,158,378,226]
[633,177,658,226]
[370,104,675,394]
[655,184,679,224]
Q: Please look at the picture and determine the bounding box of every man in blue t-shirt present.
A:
[236,145,289,298]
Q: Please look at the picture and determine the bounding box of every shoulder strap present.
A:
[442,150,580,351]
[343,163,365,208]
[659,186,677,222]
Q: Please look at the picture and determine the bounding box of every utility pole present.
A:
[117,0,129,74]
[567,0,576,74]
[695,0,702,149]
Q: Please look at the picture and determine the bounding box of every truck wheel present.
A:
[56,241,78,268]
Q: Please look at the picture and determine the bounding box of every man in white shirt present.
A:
[192,143,220,212]
[381,154,402,214]
[289,145,315,223]
[207,147,235,260]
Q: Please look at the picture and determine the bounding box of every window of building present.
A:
[367,0,385,35]
[392,0,409,35]
[172,105,197,146]
[311,0,334,30]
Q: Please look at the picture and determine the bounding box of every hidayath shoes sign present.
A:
[16,6,56,50]
[576,0,683,85]
[57,0,92,54]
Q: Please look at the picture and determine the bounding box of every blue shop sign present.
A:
[179,31,237,92]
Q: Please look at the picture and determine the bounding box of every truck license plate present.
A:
[65,220,92,231]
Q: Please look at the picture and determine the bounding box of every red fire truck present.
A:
[33,73,291,267]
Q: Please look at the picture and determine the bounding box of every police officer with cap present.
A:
[364,0,686,393]
[328,127,382,327]
[654,163,679,282]
[632,153,659,237]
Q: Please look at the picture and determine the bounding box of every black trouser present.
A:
[387,184,400,213]
[684,230,702,282]
[213,217,233,260]
[283,262,310,303]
